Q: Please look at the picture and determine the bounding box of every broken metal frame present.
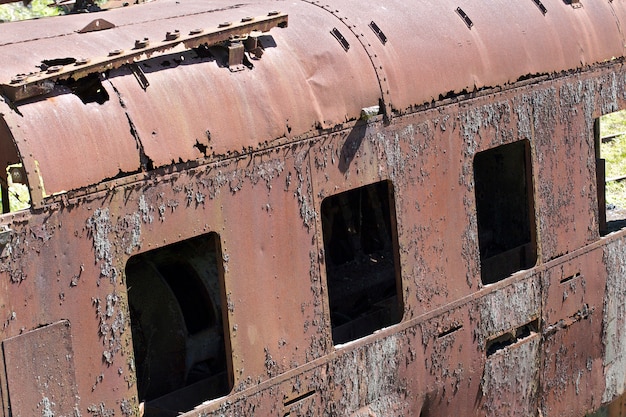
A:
[0,11,288,102]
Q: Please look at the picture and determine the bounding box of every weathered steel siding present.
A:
[0,0,626,416]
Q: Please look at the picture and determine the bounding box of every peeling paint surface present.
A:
[0,0,625,416]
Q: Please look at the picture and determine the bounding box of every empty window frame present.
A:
[474,140,537,284]
[0,123,30,214]
[596,111,626,235]
[125,232,232,416]
[321,180,403,345]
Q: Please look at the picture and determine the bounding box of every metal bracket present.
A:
[456,7,474,29]
[1,12,288,102]
[78,18,116,33]
[331,27,350,51]
[228,41,246,72]
[369,21,387,45]
[129,62,150,90]
[532,0,548,15]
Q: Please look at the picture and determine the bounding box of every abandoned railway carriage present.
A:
[1,0,626,415]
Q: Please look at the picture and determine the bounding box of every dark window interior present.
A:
[0,122,30,214]
[321,180,402,345]
[474,140,537,284]
[126,232,231,416]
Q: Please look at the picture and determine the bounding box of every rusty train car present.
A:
[0,0,626,416]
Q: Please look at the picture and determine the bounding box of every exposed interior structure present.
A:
[0,121,29,214]
[474,140,537,284]
[321,180,402,345]
[125,232,232,416]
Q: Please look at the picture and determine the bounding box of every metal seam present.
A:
[300,0,392,124]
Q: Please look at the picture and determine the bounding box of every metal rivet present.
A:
[165,30,180,41]
[134,38,150,49]
[47,65,63,74]
[75,57,90,66]
[10,75,27,84]
[189,28,203,35]
[268,10,280,16]
[241,16,254,22]
[109,49,123,56]
[218,22,232,28]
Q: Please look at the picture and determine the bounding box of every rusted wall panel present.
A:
[481,335,540,416]
[3,321,79,417]
[541,250,607,416]
[0,1,626,416]
[603,238,626,405]
[206,145,326,387]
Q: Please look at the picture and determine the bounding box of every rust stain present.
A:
[0,0,625,416]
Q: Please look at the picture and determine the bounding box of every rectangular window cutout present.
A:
[596,111,626,235]
[1,121,30,214]
[125,232,232,416]
[474,140,537,284]
[321,180,402,345]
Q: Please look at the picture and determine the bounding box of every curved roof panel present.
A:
[0,0,623,206]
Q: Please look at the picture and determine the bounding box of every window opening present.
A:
[125,232,232,416]
[1,118,30,214]
[474,140,537,284]
[596,110,626,235]
[321,180,402,345]
[0,164,30,213]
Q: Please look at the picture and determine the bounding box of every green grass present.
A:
[7,183,30,211]
[601,111,626,209]
[0,182,30,212]
[0,0,61,22]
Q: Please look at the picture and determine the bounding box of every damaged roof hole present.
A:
[194,140,208,157]
[40,57,76,71]
[194,44,214,59]
[59,73,109,104]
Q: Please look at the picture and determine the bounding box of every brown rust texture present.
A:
[0,66,618,416]
[0,9,626,415]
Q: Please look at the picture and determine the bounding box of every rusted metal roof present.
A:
[0,0,624,207]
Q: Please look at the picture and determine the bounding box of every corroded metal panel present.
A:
[106,2,380,168]
[416,304,482,417]
[110,141,326,392]
[602,238,626,405]
[481,335,540,416]
[0,1,626,416]
[0,89,141,206]
[213,146,325,388]
[541,249,607,416]
[477,275,542,416]
[330,0,625,113]
[2,320,79,417]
